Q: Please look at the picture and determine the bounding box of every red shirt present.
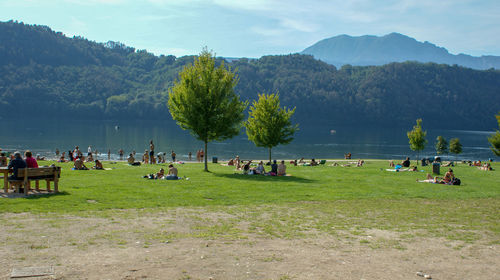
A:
[25,157,38,168]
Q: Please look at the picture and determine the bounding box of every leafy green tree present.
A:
[435,136,448,155]
[168,49,247,171]
[407,119,427,165]
[449,138,463,158]
[488,112,500,156]
[245,93,298,162]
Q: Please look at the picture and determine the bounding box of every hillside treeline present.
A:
[1,21,499,129]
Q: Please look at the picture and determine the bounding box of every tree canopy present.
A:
[245,93,298,162]
[407,119,427,164]
[168,49,247,171]
[449,138,463,156]
[435,136,448,155]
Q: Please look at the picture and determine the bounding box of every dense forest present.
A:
[1,21,499,129]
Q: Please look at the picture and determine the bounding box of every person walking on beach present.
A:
[171,150,176,162]
[149,140,155,164]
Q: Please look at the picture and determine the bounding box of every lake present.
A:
[0,119,497,161]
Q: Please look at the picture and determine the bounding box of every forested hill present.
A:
[1,21,499,129]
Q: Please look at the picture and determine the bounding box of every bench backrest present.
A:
[14,167,61,180]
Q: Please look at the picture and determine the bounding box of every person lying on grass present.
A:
[386,166,418,172]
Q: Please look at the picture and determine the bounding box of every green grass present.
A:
[1,160,499,243]
[1,160,498,212]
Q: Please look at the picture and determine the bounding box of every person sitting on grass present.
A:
[298,158,305,164]
[269,160,278,176]
[227,158,235,166]
[442,168,454,184]
[74,158,89,170]
[93,160,104,170]
[356,160,364,167]
[25,150,38,168]
[389,161,395,167]
[277,160,286,176]
[401,157,411,167]
[242,160,253,175]
[36,154,46,161]
[86,153,94,162]
[310,158,319,166]
[128,153,141,166]
[58,152,66,163]
[255,161,266,174]
[166,164,179,180]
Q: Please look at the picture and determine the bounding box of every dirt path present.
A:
[0,211,498,280]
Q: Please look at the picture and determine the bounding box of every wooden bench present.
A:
[9,166,61,195]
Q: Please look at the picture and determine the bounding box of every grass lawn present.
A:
[1,160,499,243]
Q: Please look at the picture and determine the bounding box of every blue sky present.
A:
[1,0,499,57]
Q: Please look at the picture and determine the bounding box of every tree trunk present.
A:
[268,147,272,163]
[204,141,208,172]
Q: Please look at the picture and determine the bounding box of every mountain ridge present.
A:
[301,32,500,70]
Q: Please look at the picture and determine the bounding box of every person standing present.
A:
[87,146,92,157]
[200,149,204,163]
[171,150,176,162]
[119,149,124,160]
[188,151,192,161]
[107,149,111,161]
[149,140,155,164]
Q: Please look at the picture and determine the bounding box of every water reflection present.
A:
[0,119,496,161]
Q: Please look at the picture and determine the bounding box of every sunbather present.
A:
[93,160,104,170]
[166,164,179,179]
[74,158,88,170]
[417,173,439,183]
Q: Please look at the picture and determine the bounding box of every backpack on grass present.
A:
[452,177,461,185]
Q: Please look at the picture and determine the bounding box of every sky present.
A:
[1,0,499,58]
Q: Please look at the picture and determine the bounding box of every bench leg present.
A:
[54,180,58,193]
[24,181,29,196]
[35,180,40,191]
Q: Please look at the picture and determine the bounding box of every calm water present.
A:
[0,119,497,161]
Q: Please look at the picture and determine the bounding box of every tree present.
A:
[245,93,298,162]
[168,49,247,171]
[487,112,500,156]
[435,136,448,155]
[407,119,427,165]
[449,138,463,158]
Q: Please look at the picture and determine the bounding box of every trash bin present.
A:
[212,157,218,163]
[432,162,440,174]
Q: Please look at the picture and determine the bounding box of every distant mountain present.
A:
[302,33,500,70]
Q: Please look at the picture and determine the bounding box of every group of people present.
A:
[417,168,459,185]
[238,159,287,176]
[1,150,39,182]
[145,164,180,180]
